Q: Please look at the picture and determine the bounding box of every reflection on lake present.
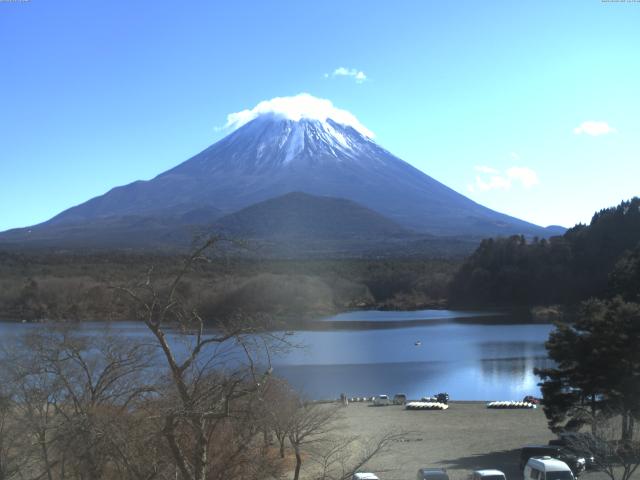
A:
[0,309,555,401]
[273,318,554,400]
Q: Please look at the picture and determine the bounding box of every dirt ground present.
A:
[329,402,620,480]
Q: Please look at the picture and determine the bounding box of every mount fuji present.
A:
[0,94,562,252]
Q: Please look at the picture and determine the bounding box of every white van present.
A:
[524,456,575,480]
[373,395,391,406]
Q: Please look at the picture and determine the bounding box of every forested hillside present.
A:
[0,252,458,323]
[449,197,640,307]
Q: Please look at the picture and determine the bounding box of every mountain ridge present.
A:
[214,191,414,240]
[0,101,564,253]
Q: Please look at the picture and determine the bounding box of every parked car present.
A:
[420,393,449,404]
[471,469,506,480]
[353,473,379,480]
[436,392,450,404]
[373,394,391,406]
[417,468,449,480]
[524,456,574,480]
[523,395,541,404]
[548,433,597,469]
[393,393,407,405]
[520,445,585,476]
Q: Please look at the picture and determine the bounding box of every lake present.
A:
[0,309,555,401]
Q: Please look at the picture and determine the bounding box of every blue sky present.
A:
[1,0,639,231]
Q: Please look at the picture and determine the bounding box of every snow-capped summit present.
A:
[1,94,556,248]
[224,93,374,138]
[208,93,380,168]
[187,113,381,172]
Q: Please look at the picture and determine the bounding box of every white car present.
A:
[524,456,575,480]
[471,469,506,480]
[373,394,391,406]
[353,473,379,480]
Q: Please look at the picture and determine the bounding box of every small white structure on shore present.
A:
[486,400,536,409]
[405,401,448,410]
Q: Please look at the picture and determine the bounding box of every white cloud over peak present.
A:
[573,121,616,136]
[475,165,500,174]
[223,93,374,138]
[471,165,539,192]
[325,67,368,83]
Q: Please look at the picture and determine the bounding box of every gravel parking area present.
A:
[335,402,617,480]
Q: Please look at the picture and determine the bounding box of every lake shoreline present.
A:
[282,316,552,332]
[0,306,555,331]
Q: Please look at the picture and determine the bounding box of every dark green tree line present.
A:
[449,197,640,307]
[536,298,640,441]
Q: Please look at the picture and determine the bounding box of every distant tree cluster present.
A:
[449,198,640,307]
[0,251,458,323]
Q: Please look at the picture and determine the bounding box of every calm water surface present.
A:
[0,310,554,401]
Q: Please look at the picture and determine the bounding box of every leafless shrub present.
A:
[564,416,640,480]
[309,431,407,480]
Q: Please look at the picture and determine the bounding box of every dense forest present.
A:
[449,197,640,307]
[0,251,459,324]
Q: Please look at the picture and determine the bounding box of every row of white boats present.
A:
[486,401,537,409]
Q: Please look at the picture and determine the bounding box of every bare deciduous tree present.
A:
[258,377,300,458]
[566,417,640,480]
[118,238,282,480]
[287,402,343,480]
[2,328,156,480]
[0,391,25,480]
[310,431,407,480]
